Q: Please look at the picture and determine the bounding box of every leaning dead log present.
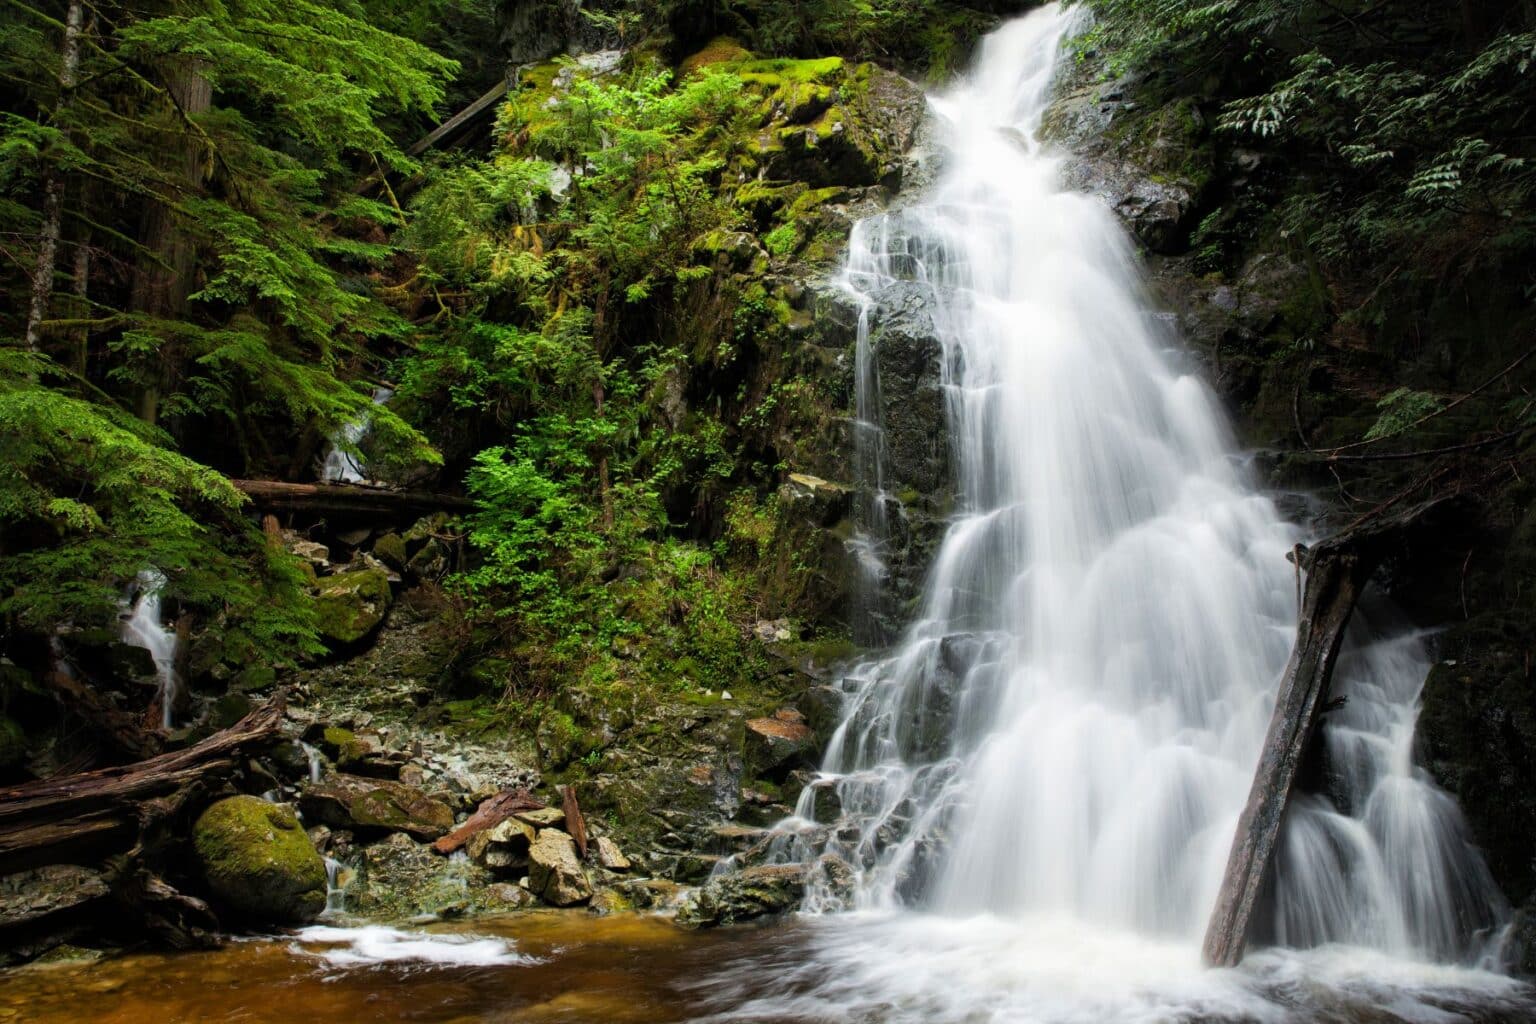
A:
[1201,499,1447,967]
[231,479,473,517]
[0,697,285,877]
[407,78,511,157]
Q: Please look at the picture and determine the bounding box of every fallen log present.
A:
[408,78,511,157]
[230,479,473,517]
[432,788,543,856]
[0,696,285,877]
[1201,498,1448,967]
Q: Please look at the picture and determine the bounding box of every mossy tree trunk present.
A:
[131,57,212,426]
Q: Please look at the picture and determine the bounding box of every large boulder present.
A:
[744,709,817,779]
[528,828,591,906]
[299,775,455,840]
[314,567,393,646]
[676,863,806,927]
[193,796,326,924]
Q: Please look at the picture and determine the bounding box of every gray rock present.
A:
[593,836,631,871]
[528,828,592,906]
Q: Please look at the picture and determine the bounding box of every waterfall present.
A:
[774,3,1506,965]
[320,385,393,484]
[119,569,180,731]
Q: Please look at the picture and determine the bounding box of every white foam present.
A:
[687,914,1530,1024]
[291,924,536,968]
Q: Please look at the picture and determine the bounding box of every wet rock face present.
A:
[299,775,455,841]
[1418,617,1536,905]
[675,863,806,927]
[193,796,326,924]
[744,709,818,780]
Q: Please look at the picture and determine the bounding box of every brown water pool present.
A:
[3,912,1533,1024]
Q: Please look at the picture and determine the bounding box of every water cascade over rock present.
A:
[771,2,1507,966]
[119,569,180,730]
[320,385,393,484]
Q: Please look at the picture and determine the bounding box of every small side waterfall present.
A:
[323,856,354,916]
[771,2,1507,968]
[320,385,393,484]
[119,569,180,730]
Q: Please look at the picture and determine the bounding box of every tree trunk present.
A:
[230,478,473,516]
[22,0,84,354]
[1201,496,1452,967]
[131,59,212,425]
[0,697,284,877]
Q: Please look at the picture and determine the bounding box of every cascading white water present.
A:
[119,569,180,730]
[770,2,1507,971]
[321,385,394,484]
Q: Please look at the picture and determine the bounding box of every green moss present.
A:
[0,714,26,768]
[680,36,753,79]
[373,532,408,570]
[193,796,326,923]
[314,567,392,645]
[320,725,370,766]
[763,223,799,256]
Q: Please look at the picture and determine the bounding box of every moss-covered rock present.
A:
[372,532,408,572]
[299,775,455,840]
[193,796,326,924]
[0,714,27,769]
[675,863,805,926]
[350,832,529,920]
[314,567,393,647]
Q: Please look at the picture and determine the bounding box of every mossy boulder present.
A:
[372,532,408,572]
[675,863,806,926]
[314,567,393,646]
[193,796,326,924]
[0,714,27,768]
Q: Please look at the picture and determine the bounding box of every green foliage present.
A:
[0,350,319,655]
[1364,387,1445,442]
[0,0,468,651]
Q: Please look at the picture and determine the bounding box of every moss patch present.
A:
[193,796,326,924]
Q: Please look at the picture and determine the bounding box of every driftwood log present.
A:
[1201,499,1448,967]
[231,479,472,517]
[0,697,285,877]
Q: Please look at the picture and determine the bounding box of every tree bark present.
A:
[1201,497,1451,967]
[0,697,284,877]
[22,0,84,354]
[230,478,473,516]
[131,58,212,425]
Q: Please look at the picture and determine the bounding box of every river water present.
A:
[2,914,1531,1023]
